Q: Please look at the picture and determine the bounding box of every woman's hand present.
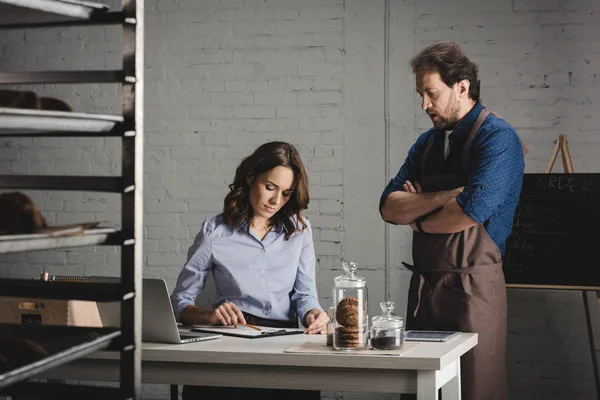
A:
[304,309,329,334]
[209,302,246,327]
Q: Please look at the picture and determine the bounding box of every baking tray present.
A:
[0,324,120,388]
[0,107,122,135]
[0,227,118,254]
[0,0,109,19]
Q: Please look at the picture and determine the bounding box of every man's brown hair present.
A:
[410,41,480,101]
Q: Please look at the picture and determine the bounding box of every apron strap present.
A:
[460,107,490,173]
[420,130,439,185]
[402,262,432,318]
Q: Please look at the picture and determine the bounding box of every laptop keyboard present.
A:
[180,331,214,340]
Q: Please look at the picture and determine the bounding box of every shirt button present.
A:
[479,185,485,189]
[261,248,266,253]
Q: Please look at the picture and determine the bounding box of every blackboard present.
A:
[502,173,600,289]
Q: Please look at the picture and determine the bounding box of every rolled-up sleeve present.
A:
[290,219,323,326]
[456,126,524,223]
[170,219,214,322]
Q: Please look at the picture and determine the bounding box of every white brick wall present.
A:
[1,0,600,399]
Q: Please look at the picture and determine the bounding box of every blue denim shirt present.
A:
[170,214,323,326]
[380,102,525,254]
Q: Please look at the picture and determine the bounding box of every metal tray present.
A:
[0,324,120,388]
[0,107,122,135]
[0,0,109,19]
[0,227,118,254]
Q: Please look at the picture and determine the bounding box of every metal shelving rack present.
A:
[0,0,144,399]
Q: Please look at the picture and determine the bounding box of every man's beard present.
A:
[430,97,461,130]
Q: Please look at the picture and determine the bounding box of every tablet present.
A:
[405,330,460,342]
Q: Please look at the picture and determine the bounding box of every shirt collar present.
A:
[271,221,287,233]
[238,219,287,234]
[436,101,483,141]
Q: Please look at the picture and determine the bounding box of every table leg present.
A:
[417,370,439,400]
[441,360,461,400]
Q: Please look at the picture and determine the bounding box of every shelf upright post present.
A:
[120,0,144,398]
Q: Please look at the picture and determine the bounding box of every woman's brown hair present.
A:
[223,141,309,240]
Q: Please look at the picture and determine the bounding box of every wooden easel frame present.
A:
[546,135,600,399]
[545,134,574,174]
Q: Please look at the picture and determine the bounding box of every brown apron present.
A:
[404,108,509,400]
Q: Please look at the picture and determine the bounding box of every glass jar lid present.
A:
[334,260,366,288]
[372,301,404,329]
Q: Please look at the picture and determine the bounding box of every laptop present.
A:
[142,278,222,344]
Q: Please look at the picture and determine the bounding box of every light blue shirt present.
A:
[170,214,323,326]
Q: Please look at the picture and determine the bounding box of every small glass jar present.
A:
[370,301,405,350]
[332,261,368,351]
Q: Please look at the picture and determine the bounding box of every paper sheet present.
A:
[285,336,419,356]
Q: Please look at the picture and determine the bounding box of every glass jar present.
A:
[326,306,335,346]
[370,301,405,350]
[332,261,368,351]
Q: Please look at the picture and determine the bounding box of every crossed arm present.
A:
[380,180,478,234]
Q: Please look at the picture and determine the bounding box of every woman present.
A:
[171,141,327,400]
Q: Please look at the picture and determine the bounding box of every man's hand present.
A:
[402,181,466,232]
[404,180,422,231]
[403,180,464,198]
[304,309,328,334]
[402,180,422,194]
[209,302,246,327]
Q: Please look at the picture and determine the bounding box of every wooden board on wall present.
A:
[502,173,600,289]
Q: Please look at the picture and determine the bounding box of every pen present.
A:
[242,323,261,331]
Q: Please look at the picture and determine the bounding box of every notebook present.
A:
[192,324,305,339]
[142,278,223,344]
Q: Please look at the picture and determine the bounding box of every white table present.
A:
[44,333,477,400]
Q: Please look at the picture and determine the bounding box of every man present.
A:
[379,41,524,400]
